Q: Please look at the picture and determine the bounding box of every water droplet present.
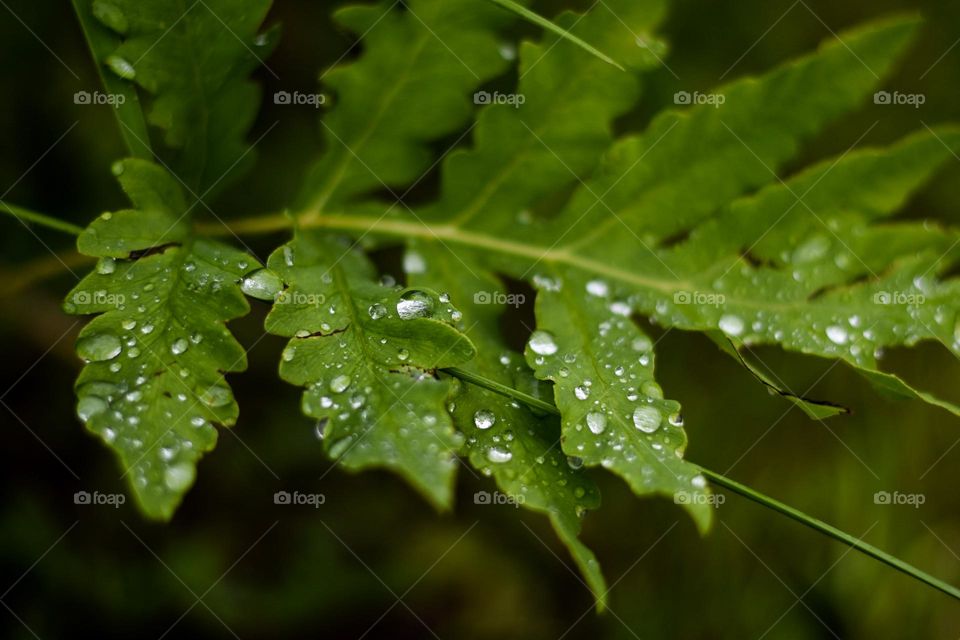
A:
[633,406,662,433]
[397,348,410,362]
[330,374,352,393]
[567,456,584,470]
[121,319,136,330]
[92,1,128,33]
[368,303,387,320]
[77,333,122,362]
[170,338,189,355]
[487,447,513,463]
[403,251,426,274]
[586,412,606,434]
[718,315,744,336]
[474,409,496,430]
[200,384,231,407]
[77,396,108,422]
[528,330,558,355]
[96,257,117,275]
[826,325,848,345]
[241,268,283,301]
[105,54,136,79]
[396,290,435,319]
[164,463,195,491]
[314,419,328,440]
[586,280,609,297]
[140,323,154,335]
[574,385,590,400]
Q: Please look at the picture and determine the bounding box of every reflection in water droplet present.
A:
[474,409,496,430]
[396,290,435,319]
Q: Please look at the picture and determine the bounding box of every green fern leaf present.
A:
[265,232,476,509]
[91,0,276,194]
[65,159,260,519]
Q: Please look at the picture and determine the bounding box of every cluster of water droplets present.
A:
[523,279,696,488]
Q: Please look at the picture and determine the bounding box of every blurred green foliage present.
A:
[2,0,960,637]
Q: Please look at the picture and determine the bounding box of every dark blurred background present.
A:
[2,0,960,637]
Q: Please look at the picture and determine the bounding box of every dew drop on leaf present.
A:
[396,290,435,319]
[586,412,607,434]
[826,325,849,345]
[633,406,662,433]
[164,463,195,491]
[199,384,231,407]
[170,338,189,355]
[76,396,108,422]
[241,268,284,301]
[528,330,558,355]
[718,315,745,336]
[487,447,513,463]
[77,333,122,362]
[330,374,352,393]
[368,303,387,320]
[105,54,136,79]
[96,257,117,275]
[474,409,496,430]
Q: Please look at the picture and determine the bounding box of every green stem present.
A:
[699,468,960,600]
[484,0,624,71]
[440,366,960,601]
[1,201,84,236]
[71,0,152,159]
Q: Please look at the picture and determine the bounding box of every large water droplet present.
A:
[528,330,558,355]
[396,290,435,319]
[170,338,189,355]
[105,54,136,79]
[164,463,195,491]
[586,412,606,434]
[77,396,108,422]
[77,333,122,362]
[633,406,662,433]
[474,409,496,430]
[368,303,387,320]
[199,384,231,407]
[826,325,848,345]
[241,268,283,301]
[96,257,117,275]
[718,315,744,337]
[330,374,352,394]
[487,447,513,463]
